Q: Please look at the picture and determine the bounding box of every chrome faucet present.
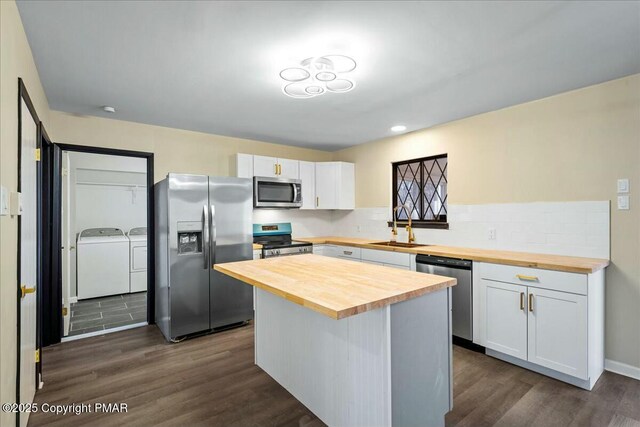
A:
[392,204,416,244]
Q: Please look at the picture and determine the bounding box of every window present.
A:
[391,154,448,229]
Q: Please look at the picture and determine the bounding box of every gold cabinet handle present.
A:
[21,285,36,299]
[274,163,278,175]
[279,164,282,175]
[520,292,525,311]
[516,274,539,282]
[529,293,534,312]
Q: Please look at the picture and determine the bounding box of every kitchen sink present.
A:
[370,241,428,248]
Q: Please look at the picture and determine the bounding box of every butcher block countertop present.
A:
[214,254,456,320]
[252,244,262,250]
[298,237,609,274]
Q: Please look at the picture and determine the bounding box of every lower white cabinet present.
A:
[527,287,587,379]
[475,262,603,389]
[482,279,528,360]
[318,244,412,270]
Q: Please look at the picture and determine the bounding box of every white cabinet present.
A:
[252,155,300,179]
[312,244,327,256]
[236,153,254,179]
[480,279,528,360]
[361,248,411,269]
[316,245,411,271]
[278,158,299,180]
[253,155,279,177]
[299,161,316,210]
[475,262,603,389]
[235,154,354,210]
[527,287,587,379]
[315,162,354,210]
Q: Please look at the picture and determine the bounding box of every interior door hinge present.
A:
[35,349,40,363]
[62,307,68,316]
[34,148,41,162]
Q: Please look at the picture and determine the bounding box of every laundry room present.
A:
[61,151,149,338]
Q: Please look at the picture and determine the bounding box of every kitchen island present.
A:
[215,254,457,427]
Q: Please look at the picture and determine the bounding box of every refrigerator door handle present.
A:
[203,204,209,269]
[210,204,216,267]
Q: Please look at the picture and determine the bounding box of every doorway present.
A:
[60,151,149,338]
[41,144,154,346]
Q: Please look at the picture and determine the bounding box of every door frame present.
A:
[41,143,155,345]
[17,78,41,427]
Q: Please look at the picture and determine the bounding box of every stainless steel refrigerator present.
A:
[155,174,254,341]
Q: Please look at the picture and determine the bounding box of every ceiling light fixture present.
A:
[391,125,407,132]
[280,55,356,99]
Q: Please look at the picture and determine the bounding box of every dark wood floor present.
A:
[29,325,640,427]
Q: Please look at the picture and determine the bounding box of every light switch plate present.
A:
[617,195,630,210]
[0,186,8,216]
[617,179,629,193]
[10,192,23,216]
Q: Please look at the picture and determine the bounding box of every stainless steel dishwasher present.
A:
[416,254,473,341]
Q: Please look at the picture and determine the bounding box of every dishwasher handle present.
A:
[415,254,472,270]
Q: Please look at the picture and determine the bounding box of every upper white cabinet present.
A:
[235,154,354,210]
[236,153,254,179]
[315,162,354,210]
[253,155,278,177]
[299,161,316,210]
[252,155,299,179]
[278,158,299,180]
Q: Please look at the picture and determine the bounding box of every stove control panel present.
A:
[263,245,313,258]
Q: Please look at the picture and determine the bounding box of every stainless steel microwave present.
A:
[253,176,302,208]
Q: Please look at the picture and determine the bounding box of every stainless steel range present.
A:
[253,223,312,258]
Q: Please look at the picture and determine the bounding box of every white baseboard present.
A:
[605,359,640,381]
[69,296,78,304]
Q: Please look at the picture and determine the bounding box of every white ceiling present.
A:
[16,1,640,151]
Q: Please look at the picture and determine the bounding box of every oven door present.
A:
[254,176,302,208]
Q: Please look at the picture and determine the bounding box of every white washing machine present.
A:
[127,227,147,293]
[77,228,130,299]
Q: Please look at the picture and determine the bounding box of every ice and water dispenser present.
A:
[177,221,202,254]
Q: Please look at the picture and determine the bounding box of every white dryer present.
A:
[77,228,130,299]
[127,227,147,293]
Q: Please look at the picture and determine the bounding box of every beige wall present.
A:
[0,1,51,425]
[335,74,640,369]
[48,112,332,183]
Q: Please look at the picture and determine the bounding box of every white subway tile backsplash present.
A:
[331,201,609,259]
[252,201,609,259]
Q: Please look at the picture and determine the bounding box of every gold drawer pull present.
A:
[516,274,539,282]
[529,293,534,312]
[520,292,525,311]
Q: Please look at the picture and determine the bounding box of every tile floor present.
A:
[68,292,147,336]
